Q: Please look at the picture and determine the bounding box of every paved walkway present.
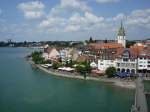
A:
[131,77,148,112]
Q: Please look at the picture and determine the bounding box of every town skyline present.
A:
[0,0,150,41]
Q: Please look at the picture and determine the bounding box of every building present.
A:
[137,47,150,73]
[59,48,70,62]
[42,47,60,61]
[59,48,80,62]
[68,48,80,61]
[98,60,116,71]
[86,43,123,71]
[90,61,97,68]
[117,21,126,48]
[115,48,138,76]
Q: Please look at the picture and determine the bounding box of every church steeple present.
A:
[117,21,126,48]
[118,21,125,36]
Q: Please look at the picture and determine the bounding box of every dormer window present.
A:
[122,50,130,61]
[123,50,130,58]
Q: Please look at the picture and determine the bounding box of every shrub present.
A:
[105,67,116,78]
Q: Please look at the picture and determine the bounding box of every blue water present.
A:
[0,48,134,112]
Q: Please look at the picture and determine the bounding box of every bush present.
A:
[105,67,116,78]
[75,61,91,74]
[52,62,63,69]
[31,51,45,64]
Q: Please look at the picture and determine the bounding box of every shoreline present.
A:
[29,60,136,89]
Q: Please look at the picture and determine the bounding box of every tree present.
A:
[31,51,45,64]
[126,40,136,48]
[65,59,76,67]
[89,37,93,43]
[75,61,91,79]
[105,67,116,78]
[52,62,63,69]
[76,65,86,74]
[89,36,96,43]
[84,61,91,73]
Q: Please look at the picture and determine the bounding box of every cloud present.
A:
[17,1,45,19]
[126,9,150,28]
[38,11,105,32]
[39,17,67,32]
[95,0,119,3]
[37,7,150,41]
[17,1,45,11]
[15,0,150,40]
[112,13,125,21]
[60,0,91,12]
[50,0,91,17]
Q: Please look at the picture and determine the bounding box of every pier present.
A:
[131,77,148,112]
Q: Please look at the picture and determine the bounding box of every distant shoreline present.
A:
[28,60,136,89]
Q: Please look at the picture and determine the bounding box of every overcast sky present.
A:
[0,0,150,41]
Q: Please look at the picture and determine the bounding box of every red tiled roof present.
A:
[46,47,62,54]
[88,43,123,49]
[46,47,53,53]
[130,44,144,52]
[115,48,140,58]
[139,46,150,56]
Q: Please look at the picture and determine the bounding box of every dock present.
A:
[131,77,148,112]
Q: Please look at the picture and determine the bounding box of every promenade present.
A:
[29,60,136,89]
[131,77,148,112]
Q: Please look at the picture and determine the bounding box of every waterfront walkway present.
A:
[131,77,148,112]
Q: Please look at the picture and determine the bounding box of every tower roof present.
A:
[118,21,125,36]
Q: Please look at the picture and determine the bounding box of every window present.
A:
[117,63,120,67]
[123,58,128,61]
[123,50,130,58]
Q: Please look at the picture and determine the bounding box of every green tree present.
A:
[126,40,136,48]
[84,61,91,73]
[89,36,93,43]
[76,65,86,74]
[52,62,63,69]
[75,61,91,79]
[65,59,76,67]
[31,51,44,64]
[105,67,116,78]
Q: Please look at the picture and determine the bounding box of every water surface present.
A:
[0,48,134,112]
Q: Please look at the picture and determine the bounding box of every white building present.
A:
[138,55,150,72]
[59,48,80,62]
[98,59,116,71]
[90,61,97,68]
[59,48,70,62]
[116,49,137,74]
[97,49,138,75]
[136,45,150,73]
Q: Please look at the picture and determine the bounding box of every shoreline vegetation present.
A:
[28,58,135,89]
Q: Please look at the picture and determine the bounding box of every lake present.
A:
[0,48,135,112]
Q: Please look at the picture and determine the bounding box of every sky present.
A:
[0,0,150,41]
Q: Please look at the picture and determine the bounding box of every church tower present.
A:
[117,21,126,48]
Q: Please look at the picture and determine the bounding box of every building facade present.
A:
[98,59,116,71]
[116,49,137,76]
[138,55,150,73]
